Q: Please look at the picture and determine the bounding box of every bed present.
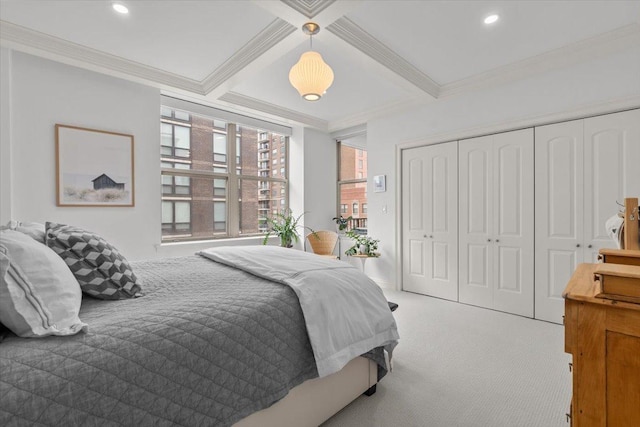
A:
[0,241,398,427]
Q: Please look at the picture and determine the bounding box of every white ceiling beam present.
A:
[0,20,203,94]
[280,0,337,20]
[205,1,362,99]
[201,18,296,96]
[327,17,440,98]
[253,1,363,29]
[204,0,364,97]
[219,92,329,130]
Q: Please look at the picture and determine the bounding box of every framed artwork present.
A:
[373,174,386,193]
[56,124,135,207]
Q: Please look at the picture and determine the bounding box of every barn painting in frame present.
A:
[56,124,135,207]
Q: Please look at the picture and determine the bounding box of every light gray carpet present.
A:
[323,290,572,427]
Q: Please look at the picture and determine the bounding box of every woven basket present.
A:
[306,230,338,257]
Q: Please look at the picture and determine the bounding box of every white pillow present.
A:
[2,220,46,244]
[0,229,88,338]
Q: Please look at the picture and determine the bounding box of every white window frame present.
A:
[161,108,289,242]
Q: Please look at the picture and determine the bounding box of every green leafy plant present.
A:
[344,230,380,256]
[332,215,353,231]
[262,209,314,248]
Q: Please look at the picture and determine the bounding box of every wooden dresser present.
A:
[563,263,640,426]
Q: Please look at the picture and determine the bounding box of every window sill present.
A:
[158,235,274,247]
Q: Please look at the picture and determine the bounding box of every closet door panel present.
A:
[402,148,429,294]
[402,143,458,301]
[459,136,493,309]
[425,143,458,301]
[535,120,584,324]
[584,109,640,253]
[492,129,534,317]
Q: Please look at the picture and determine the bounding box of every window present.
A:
[213,132,227,164]
[162,201,191,234]
[161,123,190,158]
[161,105,288,242]
[337,143,367,232]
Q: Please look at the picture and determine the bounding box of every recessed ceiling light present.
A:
[112,3,129,14]
[484,14,499,24]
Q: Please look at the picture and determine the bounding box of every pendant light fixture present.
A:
[289,22,334,101]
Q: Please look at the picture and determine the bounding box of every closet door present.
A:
[534,120,584,324]
[584,109,640,261]
[460,130,534,316]
[492,129,534,317]
[402,142,458,301]
[459,136,494,309]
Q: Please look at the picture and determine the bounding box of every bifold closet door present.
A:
[583,109,640,262]
[535,109,640,324]
[402,142,458,301]
[534,120,584,324]
[459,129,534,317]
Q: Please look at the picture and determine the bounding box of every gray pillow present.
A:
[45,222,142,300]
[0,229,87,337]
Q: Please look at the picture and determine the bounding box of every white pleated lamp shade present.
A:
[288,51,334,101]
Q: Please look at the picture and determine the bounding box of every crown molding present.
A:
[219,92,329,130]
[0,20,203,94]
[281,0,337,19]
[440,23,640,98]
[327,17,440,98]
[397,95,640,150]
[331,23,640,133]
[201,18,296,94]
[328,95,430,132]
[330,124,366,141]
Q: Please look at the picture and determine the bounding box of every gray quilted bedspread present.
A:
[0,255,382,427]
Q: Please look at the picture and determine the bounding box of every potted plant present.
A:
[332,215,352,234]
[262,209,314,248]
[344,230,380,257]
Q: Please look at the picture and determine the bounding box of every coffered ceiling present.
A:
[1,0,639,131]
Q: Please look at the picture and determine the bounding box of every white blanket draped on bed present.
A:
[198,246,399,377]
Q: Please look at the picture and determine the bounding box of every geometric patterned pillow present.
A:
[45,222,142,300]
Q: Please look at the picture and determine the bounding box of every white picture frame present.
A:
[373,174,386,193]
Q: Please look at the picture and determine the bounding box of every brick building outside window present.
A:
[161,105,288,241]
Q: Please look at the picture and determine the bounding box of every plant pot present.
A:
[359,244,369,255]
[280,235,293,248]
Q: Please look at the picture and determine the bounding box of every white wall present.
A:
[366,47,640,289]
[0,50,327,260]
[302,127,336,232]
[4,51,160,260]
[0,48,13,224]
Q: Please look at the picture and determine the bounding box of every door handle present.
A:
[487,239,492,242]
[495,239,500,243]
[576,244,581,248]
[588,244,592,249]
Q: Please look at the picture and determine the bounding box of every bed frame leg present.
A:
[363,384,377,396]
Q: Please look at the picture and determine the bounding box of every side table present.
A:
[348,253,380,272]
